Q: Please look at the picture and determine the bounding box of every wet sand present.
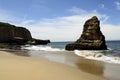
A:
[27,50,120,80]
[0,51,106,80]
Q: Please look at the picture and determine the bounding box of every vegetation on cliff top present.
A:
[0,22,14,27]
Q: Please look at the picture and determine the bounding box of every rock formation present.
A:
[28,39,50,45]
[0,22,50,45]
[65,16,107,50]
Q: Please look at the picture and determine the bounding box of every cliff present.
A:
[0,22,50,45]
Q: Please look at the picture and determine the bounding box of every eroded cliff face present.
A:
[65,16,107,50]
[14,27,32,41]
[0,22,50,45]
[0,23,32,44]
[0,26,14,42]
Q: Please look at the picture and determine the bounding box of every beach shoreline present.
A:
[0,50,106,80]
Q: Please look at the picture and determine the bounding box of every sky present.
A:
[0,0,120,41]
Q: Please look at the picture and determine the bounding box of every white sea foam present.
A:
[22,45,64,51]
[22,45,120,64]
[74,50,120,64]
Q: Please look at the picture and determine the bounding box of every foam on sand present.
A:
[74,50,120,64]
[22,45,64,51]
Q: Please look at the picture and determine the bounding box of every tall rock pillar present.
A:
[65,16,107,50]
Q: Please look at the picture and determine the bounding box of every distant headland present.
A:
[0,22,50,46]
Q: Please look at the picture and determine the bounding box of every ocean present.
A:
[4,40,120,80]
[21,41,120,64]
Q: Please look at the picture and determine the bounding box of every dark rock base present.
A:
[65,43,107,50]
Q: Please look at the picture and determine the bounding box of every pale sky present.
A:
[0,0,120,41]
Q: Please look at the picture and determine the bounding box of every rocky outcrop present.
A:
[28,39,50,45]
[0,22,50,45]
[65,16,107,50]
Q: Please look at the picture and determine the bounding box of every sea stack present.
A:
[65,16,107,50]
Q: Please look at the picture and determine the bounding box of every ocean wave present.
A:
[74,50,120,64]
[22,45,65,51]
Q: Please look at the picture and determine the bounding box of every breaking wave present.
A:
[22,44,120,64]
[22,45,64,51]
[74,50,120,64]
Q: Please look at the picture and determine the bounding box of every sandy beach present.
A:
[0,51,106,80]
